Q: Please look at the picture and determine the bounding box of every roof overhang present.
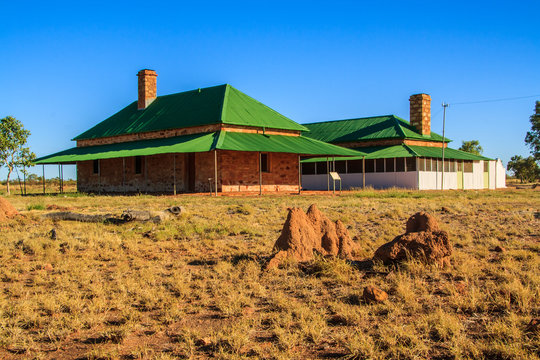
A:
[35,131,364,165]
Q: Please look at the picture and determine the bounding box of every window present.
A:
[135,156,143,174]
[347,159,363,173]
[457,161,463,172]
[365,159,375,173]
[484,161,489,172]
[437,159,442,171]
[406,157,416,171]
[425,158,432,171]
[464,161,473,173]
[385,158,395,172]
[93,159,99,174]
[450,161,456,172]
[418,158,425,171]
[396,157,406,172]
[302,163,315,175]
[316,161,327,174]
[376,158,385,172]
[444,160,450,172]
[335,161,346,173]
[261,153,269,172]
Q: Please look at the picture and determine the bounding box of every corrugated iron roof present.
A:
[302,115,449,143]
[73,85,308,140]
[36,131,364,164]
[301,144,491,163]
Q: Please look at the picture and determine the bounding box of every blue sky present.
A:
[2,0,539,180]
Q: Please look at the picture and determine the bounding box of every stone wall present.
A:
[77,150,299,193]
[77,125,300,147]
[77,154,187,193]
[409,93,431,136]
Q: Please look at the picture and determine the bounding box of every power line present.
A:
[450,94,540,106]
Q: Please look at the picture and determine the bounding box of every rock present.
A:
[494,245,506,253]
[43,263,53,272]
[363,285,388,303]
[374,212,452,267]
[242,306,255,316]
[454,281,467,295]
[267,204,357,268]
[196,337,212,347]
[49,228,57,240]
[526,318,539,333]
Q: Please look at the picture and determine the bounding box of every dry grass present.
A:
[0,188,538,359]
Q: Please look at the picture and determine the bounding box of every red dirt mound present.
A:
[373,212,452,267]
[0,197,19,221]
[405,212,440,233]
[268,204,357,268]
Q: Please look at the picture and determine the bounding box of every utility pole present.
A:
[441,102,449,190]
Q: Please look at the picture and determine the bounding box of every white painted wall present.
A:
[302,158,507,191]
[495,159,506,188]
[301,171,417,190]
[418,170,459,190]
[488,160,496,189]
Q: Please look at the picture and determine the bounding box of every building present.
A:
[300,94,506,190]
[35,70,361,193]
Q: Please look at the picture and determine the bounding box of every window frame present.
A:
[135,156,143,175]
[260,153,270,173]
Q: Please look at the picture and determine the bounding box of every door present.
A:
[483,161,489,189]
[457,161,464,190]
[187,153,196,192]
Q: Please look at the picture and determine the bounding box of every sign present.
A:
[329,172,341,181]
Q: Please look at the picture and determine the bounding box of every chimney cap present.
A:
[137,69,157,76]
[409,93,430,98]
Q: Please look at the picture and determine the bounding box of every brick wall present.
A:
[77,125,222,147]
[78,154,187,193]
[77,125,300,147]
[409,93,431,136]
[76,150,299,193]
[137,69,157,110]
[219,151,299,192]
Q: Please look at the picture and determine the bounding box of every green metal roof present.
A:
[36,131,363,164]
[73,84,307,140]
[36,132,218,164]
[301,144,491,163]
[216,132,364,156]
[302,115,449,144]
[407,145,491,161]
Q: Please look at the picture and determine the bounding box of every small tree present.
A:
[525,101,540,161]
[459,140,483,155]
[507,155,539,183]
[0,116,36,195]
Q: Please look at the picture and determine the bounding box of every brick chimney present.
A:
[137,69,157,110]
[409,93,431,136]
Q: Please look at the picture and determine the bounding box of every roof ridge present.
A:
[155,84,229,99]
[219,84,231,124]
[224,86,308,132]
[402,143,420,156]
[302,114,396,126]
[392,116,408,138]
